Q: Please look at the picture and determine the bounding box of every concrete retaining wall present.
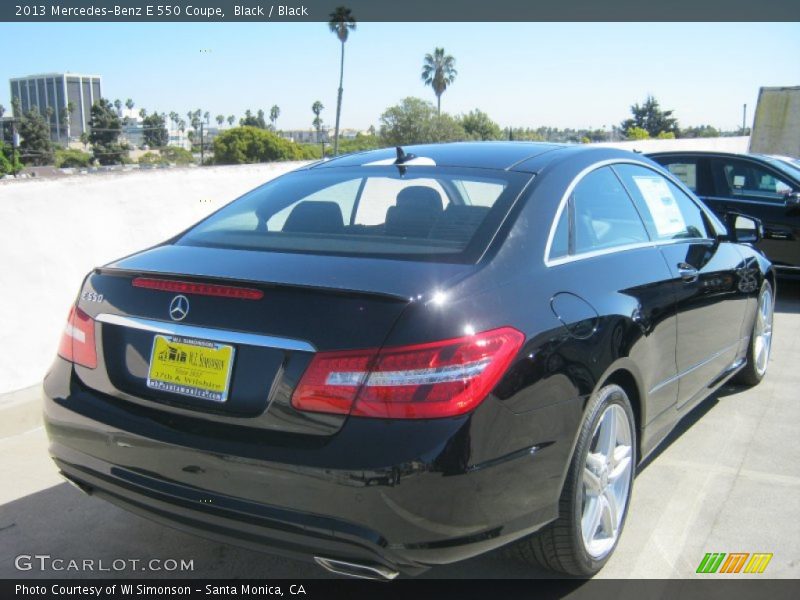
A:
[0,162,305,393]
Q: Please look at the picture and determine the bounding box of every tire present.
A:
[733,280,774,386]
[512,384,637,577]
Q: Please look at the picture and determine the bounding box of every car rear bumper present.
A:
[43,358,576,575]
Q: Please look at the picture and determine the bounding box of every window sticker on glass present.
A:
[733,175,746,188]
[632,176,686,237]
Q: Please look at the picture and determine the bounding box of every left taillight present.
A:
[291,326,525,419]
[57,305,97,369]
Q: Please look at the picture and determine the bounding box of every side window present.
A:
[571,166,649,254]
[660,160,698,192]
[615,164,709,241]
[550,207,569,259]
[710,158,793,203]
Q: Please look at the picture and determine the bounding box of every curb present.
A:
[0,385,42,439]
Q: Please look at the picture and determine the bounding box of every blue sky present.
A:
[1,22,798,131]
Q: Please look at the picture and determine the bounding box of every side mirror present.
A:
[725,213,763,244]
[786,191,800,212]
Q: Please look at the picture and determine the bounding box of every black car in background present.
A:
[649,151,800,272]
[44,143,774,579]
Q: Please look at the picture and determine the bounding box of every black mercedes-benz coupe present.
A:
[44,142,775,579]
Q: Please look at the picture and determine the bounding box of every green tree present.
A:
[459,109,502,140]
[204,111,211,125]
[269,105,280,130]
[18,107,54,165]
[311,101,325,141]
[379,97,467,146]
[239,109,266,128]
[113,99,122,116]
[421,48,457,116]
[213,126,317,164]
[328,5,356,156]
[216,114,225,127]
[620,95,679,138]
[169,111,179,129]
[55,148,92,168]
[125,98,134,111]
[680,124,720,138]
[0,104,5,118]
[89,99,126,165]
[626,126,650,140]
[139,108,147,120]
[79,131,90,150]
[142,112,169,147]
[59,100,76,140]
[227,115,235,127]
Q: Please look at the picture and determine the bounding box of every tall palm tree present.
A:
[227,115,235,127]
[421,48,457,116]
[311,101,324,142]
[139,108,147,120]
[216,114,225,127]
[269,105,280,130]
[328,6,356,156]
[114,99,123,116]
[125,98,134,111]
[203,111,211,125]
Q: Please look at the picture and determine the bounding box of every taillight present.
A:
[57,306,97,369]
[291,327,524,419]
[132,277,264,300]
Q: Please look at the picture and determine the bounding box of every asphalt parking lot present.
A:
[1,280,799,580]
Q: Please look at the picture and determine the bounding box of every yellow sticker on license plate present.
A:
[147,335,234,403]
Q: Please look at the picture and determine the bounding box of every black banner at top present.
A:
[1,0,799,22]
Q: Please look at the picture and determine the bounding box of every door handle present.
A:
[677,262,699,283]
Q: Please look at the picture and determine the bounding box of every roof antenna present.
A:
[395,146,416,164]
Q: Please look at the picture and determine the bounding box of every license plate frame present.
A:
[146,334,235,403]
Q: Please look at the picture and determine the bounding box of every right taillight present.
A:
[291,327,524,419]
[57,305,97,369]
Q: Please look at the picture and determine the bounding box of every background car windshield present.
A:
[177,167,528,262]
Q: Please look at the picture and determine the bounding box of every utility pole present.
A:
[12,122,20,176]
[199,122,204,166]
[742,104,747,135]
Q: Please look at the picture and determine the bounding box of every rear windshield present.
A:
[177,166,531,263]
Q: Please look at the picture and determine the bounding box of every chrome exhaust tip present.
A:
[59,472,93,496]
[314,557,399,580]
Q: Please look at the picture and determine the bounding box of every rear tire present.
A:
[733,280,774,386]
[512,384,636,576]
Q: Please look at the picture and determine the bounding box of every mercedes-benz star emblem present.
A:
[169,295,190,321]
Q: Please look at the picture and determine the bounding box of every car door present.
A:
[614,163,748,409]
[706,157,800,268]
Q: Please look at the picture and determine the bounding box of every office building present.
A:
[9,73,102,140]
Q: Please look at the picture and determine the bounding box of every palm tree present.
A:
[227,115,235,127]
[139,108,147,120]
[125,98,134,111]
[311,101,324,142]
[328,6,356,156]
[216,114,225,127]
[270,105,280,130]
[114,99,123,116]
[169,111,179,130]
[203,111,210,125]
[421,48,457,116]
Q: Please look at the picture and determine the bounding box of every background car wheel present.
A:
[734,280,774,386]
[512,383,636,576]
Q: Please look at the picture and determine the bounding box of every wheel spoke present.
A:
[598,411,617,461]
[584,466,602,495]
[600,493,617,537]
[609,447,631,483]
[582,496,602,546]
